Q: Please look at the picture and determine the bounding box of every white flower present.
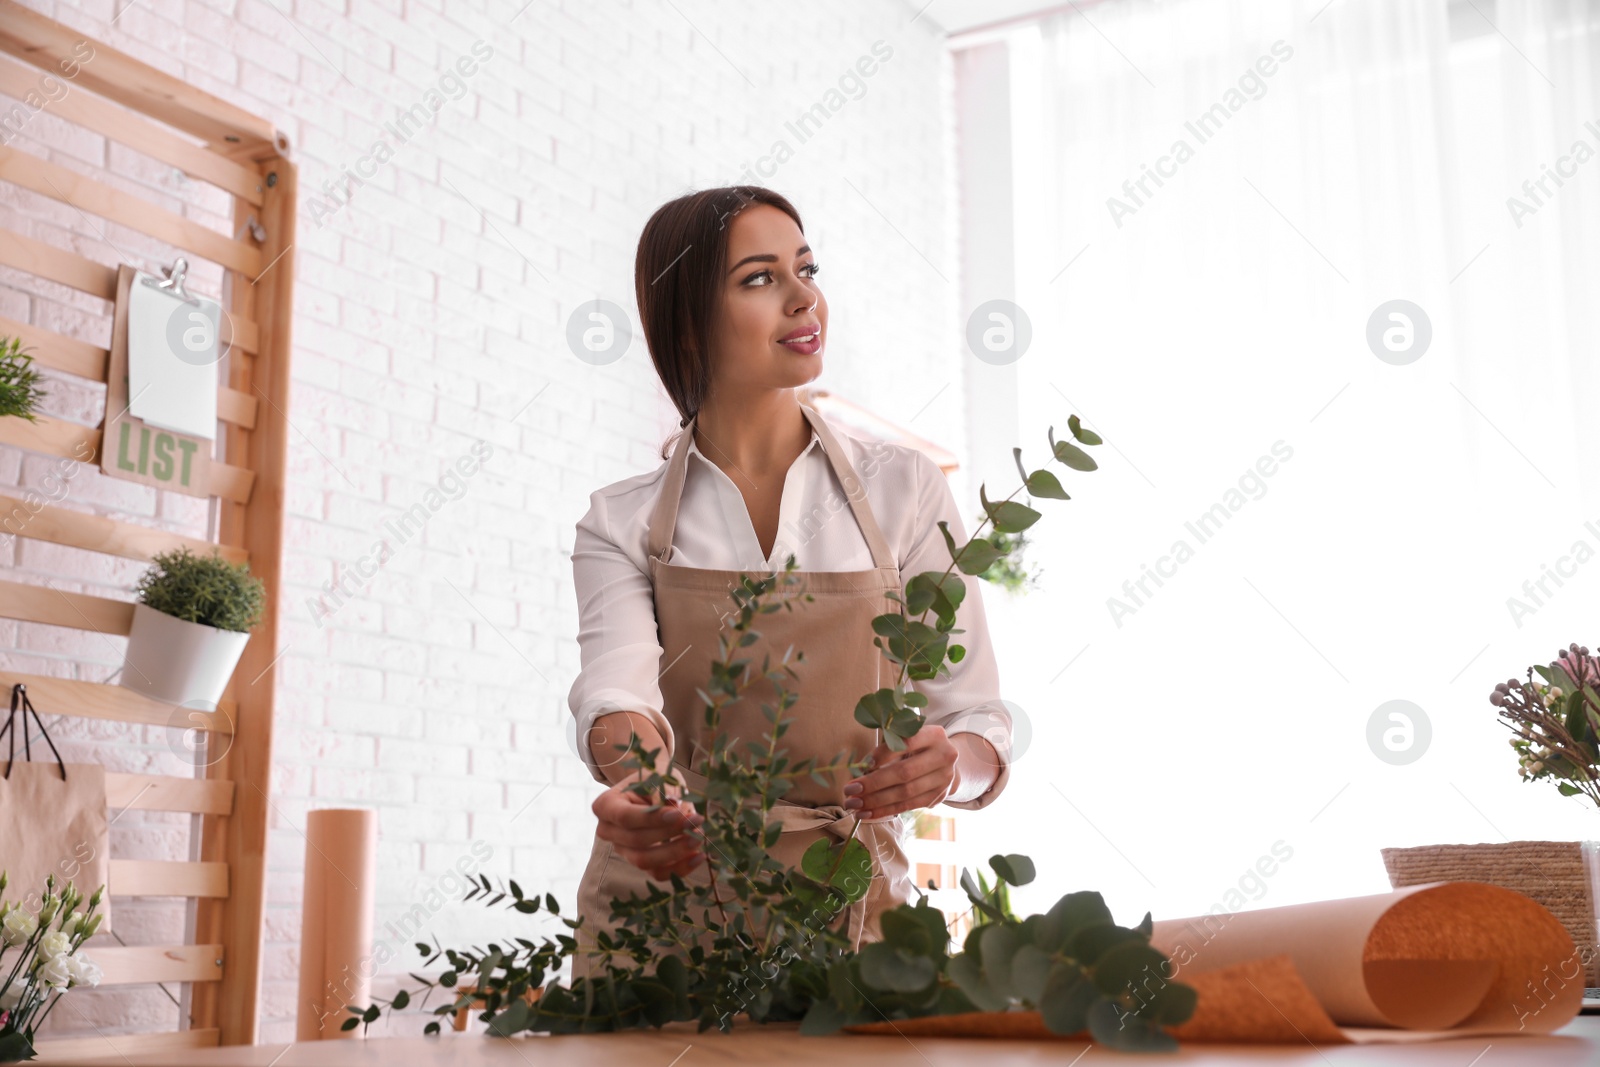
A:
[66,953,102,989]
[36,930,73,961]
[2,908,37,946]
[37,954,73,989]
[0,979,22,1011]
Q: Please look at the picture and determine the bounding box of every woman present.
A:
[565,186,1012,981]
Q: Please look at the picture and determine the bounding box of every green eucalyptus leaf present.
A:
[799,995,850,1035]
[1038,964,1098,1035]
[854,688,896,730]
[1010,943,1053,1003]
[1088,999,1177,1052]
[488,996,531,1036]
[1068,414,1103,446]
[630,978,676,1027]
[828,958,863,1009]
[1143,975,1199,1025]
[1047,891,1114,943]
[859,941,937,993]
[989,854,1036,887]
[983,496,1042,534]
[880,906,934,956]
[391,989,410,1011]
[960,867,1005,921]
[1072,923,1143,965]
[1090,939,1171,998]
[1051,439,1098,472]
[948,952,1007,1011]
[801,838,873,902]
[888,706,923,739]
[1026,469,1070,500]
[936,520,1004,575]
[979,924,1022,1000]
[906,571,966,620]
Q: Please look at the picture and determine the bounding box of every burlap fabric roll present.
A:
[1381,840,1598,986]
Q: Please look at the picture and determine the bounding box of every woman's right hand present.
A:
[592,764,705,880]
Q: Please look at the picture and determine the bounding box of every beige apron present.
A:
[571,402,916,982]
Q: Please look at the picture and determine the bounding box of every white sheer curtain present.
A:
[967,0,1600,925]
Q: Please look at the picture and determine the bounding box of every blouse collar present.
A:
[685,421,825,468]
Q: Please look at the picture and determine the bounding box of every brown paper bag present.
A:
[0,686,113,934]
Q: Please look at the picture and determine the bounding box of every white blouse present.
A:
[565,415,1013,810]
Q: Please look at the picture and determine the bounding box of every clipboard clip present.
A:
[140,257,199,307]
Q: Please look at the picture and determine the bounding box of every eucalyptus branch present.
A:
[343,414,1192,1052]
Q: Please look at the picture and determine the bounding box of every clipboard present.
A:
[100,263,216,497]
[126,259,221,439]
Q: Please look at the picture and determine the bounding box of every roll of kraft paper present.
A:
[1148,880,1584,1044]
[296,808,378,1041]
[842,881,1583,1044]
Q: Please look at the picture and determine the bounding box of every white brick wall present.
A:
[2,0,965,1043]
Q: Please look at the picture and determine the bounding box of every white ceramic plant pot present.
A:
[120,602,251,706]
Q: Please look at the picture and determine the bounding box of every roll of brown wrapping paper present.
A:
[295,808,378,1041]
[842,881,1584,1044]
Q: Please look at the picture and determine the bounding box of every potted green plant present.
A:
[119,547,265,705]
[0,337,48,422]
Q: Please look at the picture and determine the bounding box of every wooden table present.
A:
[44,1016,1600,1065]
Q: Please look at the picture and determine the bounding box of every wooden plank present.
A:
[0,260,261,355]
[0,577,133,633]
[88,944,224,985]
[0,491,248,563]
[109,859,229,898]
[0,673,238,734]
[32,1027,219,1060]
[0,418,257,504]
[194,154,298,1049]
[0,54,266,207]
[0,228,116,298]
[106,772,235,816]
[0,146,261,276]
[0,412,98,460]
[217,387,258,429]
[0,315,260,428]
[0,314,105,379]
[0,0,283,152]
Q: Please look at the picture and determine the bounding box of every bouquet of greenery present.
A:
[0,874,106,1063]
[1494,643,1600,804]
[346,416,1196,1051]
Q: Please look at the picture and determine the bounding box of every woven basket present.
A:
[1381,840,1598,986]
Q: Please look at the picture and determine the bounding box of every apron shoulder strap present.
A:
[802,402,896,572]
[645,405,899,572]
[646,419,695,564]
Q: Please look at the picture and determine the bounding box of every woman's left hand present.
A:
[842,723,960,820]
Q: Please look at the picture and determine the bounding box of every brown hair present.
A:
[634,186,805,458]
